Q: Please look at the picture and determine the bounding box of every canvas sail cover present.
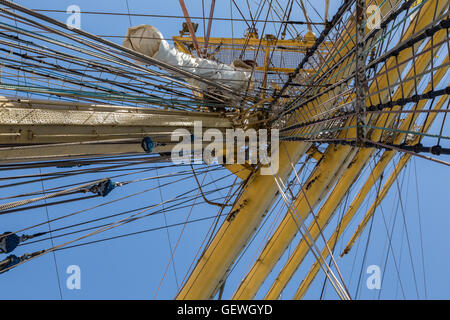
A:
[123,25,252,93]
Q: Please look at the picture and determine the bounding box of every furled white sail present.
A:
[123,24,252,93]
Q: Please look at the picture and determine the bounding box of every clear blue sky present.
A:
[0,0,449,300]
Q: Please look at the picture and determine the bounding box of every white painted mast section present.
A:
[0,97,233,163]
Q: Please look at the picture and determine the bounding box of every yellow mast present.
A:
[269,57,449,299]
[232,0,447,299]
[294,92,448,299]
